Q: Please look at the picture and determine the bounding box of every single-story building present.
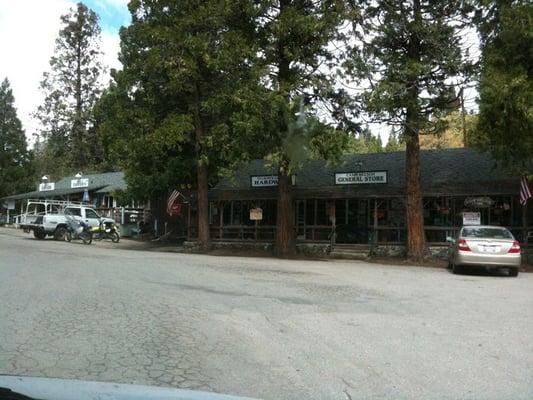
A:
[0,172,150,234]
[188,148,532,254]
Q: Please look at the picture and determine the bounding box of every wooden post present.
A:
[187,203,191,241]
[219,202,223,240]
[522,203,527,245]
[373,199,378,247]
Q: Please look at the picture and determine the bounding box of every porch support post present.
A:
[373,199,378,248]
[522,202,527,245]
[219,202,224,240]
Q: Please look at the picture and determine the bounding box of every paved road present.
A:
[0,228,532,400]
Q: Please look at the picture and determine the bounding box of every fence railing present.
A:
[190,224,533,246]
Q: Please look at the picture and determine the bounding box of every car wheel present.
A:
[54,227,67,241]
[33,229,46,240]
[452,263,462,274]
[508,267,519,277]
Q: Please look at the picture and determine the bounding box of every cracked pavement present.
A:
[1,227,532,400]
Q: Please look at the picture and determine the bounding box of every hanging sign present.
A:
[71,178,89,188]
[250,207,263,220]
[463,212,481,225]
[251,175,278,187]
[335,171,387,185]
[39,182,55,191]
[464,197,494,208]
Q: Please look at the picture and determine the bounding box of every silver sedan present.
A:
[447,225,521,276]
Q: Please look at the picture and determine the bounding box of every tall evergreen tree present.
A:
[475,1,532,174]
[97,0,259,250]
[251,0,347,257]
[0,78,34,198]
[346,0,474,259]
[385,128,405,152]
[35,2,104,174]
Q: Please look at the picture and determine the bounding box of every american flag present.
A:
[520,176,532,206]
[167,189,181,215]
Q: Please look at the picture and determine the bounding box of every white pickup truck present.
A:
[20,200,115,240]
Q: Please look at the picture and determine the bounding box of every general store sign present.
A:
[463,212,481,225]
[335,171,387,185]
[38,182,55,191]
[251,175,278,187]
[71,178,89,188]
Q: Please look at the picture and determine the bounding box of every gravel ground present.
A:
[0,227,532,400]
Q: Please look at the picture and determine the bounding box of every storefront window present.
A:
[489,197,512,226]
[316,200,328,225]
[222,202,231,225]
[305,200,315,225]
[335,199,346,225]
[424,197,452,226]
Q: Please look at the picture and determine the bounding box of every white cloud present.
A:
[0,0,122,144]
[100,30,121,77]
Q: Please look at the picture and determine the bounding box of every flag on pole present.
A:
[520,176,532,206]
[167,189,180,215]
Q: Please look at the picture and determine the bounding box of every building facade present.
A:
[188,148,532,251]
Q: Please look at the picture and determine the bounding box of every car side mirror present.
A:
[446,236,456,244]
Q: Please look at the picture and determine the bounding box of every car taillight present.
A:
[508,241,521,253]
[457,239,471,251]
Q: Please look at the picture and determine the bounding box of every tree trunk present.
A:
[404,122,426,260]
[273,0,295,258]
[403,0,426,260]
[74,40,84,169]
[196,160,210,251]
[194,86,210,251]
[276,169,294,258]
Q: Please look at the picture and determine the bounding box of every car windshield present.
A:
[462,227,513,239]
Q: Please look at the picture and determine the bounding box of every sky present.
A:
[0,0,129,143]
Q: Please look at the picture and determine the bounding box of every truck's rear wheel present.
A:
[54,227,67,241]
[33,229,46,240]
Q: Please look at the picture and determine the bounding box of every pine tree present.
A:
[250,0,347,257]
[0,78,34,198]
[35,2,104,173]
[97,0,259,250]
[347,1,474,259]
[475,1,532,174]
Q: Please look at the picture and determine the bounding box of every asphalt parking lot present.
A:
[1,227,532,400]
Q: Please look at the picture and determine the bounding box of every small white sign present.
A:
[250,208,263,220]
[5,200,15,210]
[335,171,387,185]
[39,182,55,191]
[251,175,278,187]
[463,212,481,226]
[71,178,89,188]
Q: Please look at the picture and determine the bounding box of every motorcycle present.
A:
[65,215,93,245]
[92,219,120,243]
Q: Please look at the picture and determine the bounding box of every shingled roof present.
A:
[2,172,126,201]
[211,148,519,199]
